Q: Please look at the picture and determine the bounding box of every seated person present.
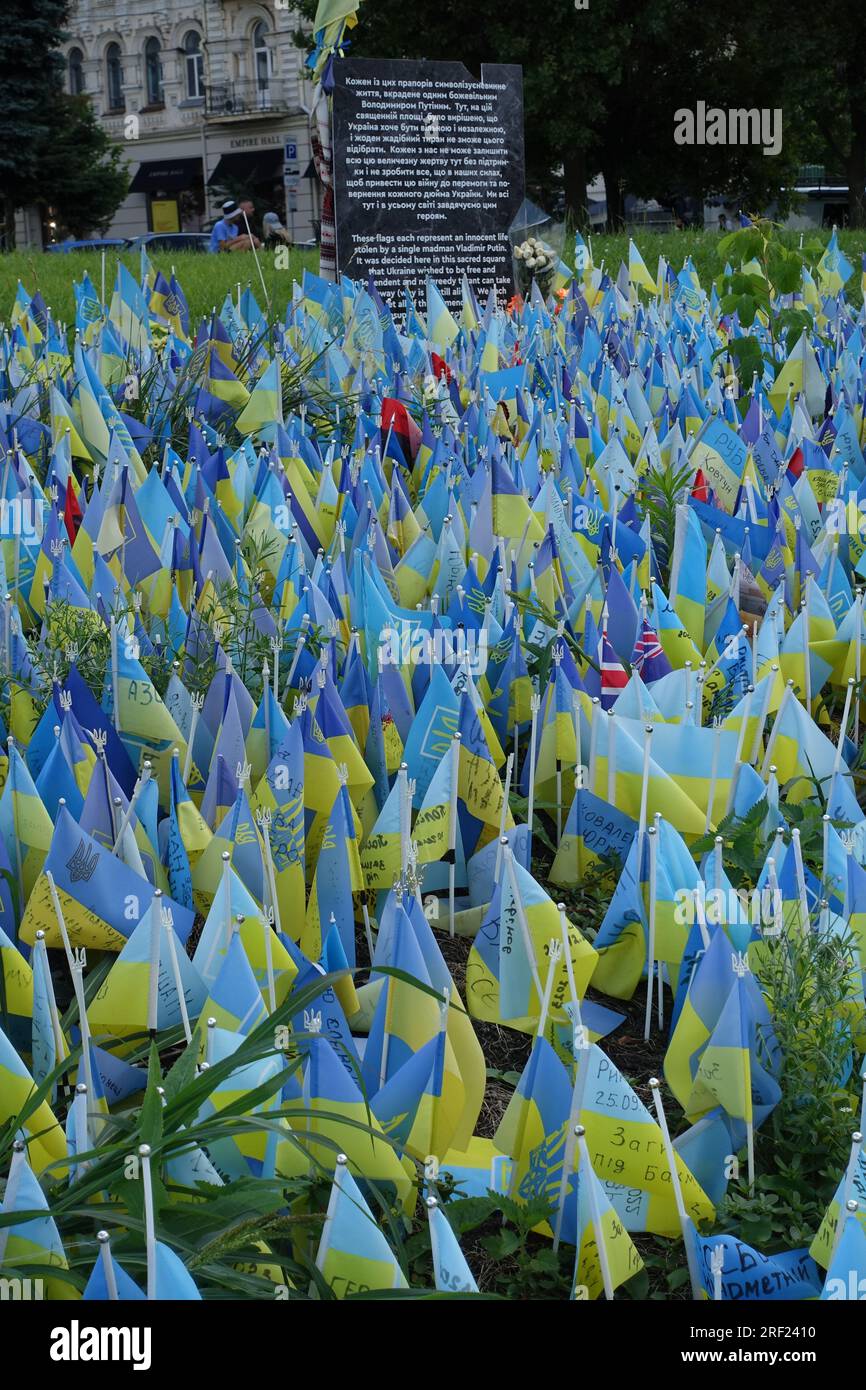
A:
[262,210,291,244]
[209,199,261,252]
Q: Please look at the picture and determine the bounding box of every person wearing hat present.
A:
[262,209,291,245]
[209,199,261,253]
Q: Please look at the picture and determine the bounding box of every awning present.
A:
[129,158,202,193]
[207,149,284,187]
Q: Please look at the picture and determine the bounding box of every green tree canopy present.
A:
[0,0,128,246]
[296,0,853,226]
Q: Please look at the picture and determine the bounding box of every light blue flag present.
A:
[83,1249,146,1300]
[686,1225,821,1301]
[154,1241,202,1299]
[428,1199,479,1293]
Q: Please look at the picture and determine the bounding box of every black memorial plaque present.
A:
[332,58,525,313]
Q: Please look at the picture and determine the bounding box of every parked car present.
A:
[127,233,210,254]
[44,238,128,253]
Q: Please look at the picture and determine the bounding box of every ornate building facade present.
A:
[29,0,318,244]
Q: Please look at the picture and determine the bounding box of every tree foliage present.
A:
[0,0,128,245]
[295,0,866,226]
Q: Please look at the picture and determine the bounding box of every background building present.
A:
[19,0,318,246]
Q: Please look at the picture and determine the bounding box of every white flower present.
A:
[514,246,525,260]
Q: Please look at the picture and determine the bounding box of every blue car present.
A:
[44,238,128,253]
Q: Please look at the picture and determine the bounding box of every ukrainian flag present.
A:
[87,899,207,1041]
[297,1036,415,1211]
[236,359,282,436]
[0,1026,66,1174]
[579,1043,714,1234]
[572,1146,644,1299]
[628,239,658,296]
[817,228,854,296]
[314,1158,408,1297]
[0,1144,74,1297]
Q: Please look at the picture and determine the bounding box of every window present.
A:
[183,30,204,100]
[253,21,271,87]
[68,47,84,96]
[106,43,124,111]
[144,37,163,106]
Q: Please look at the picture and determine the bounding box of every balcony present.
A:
[205,79,296,121]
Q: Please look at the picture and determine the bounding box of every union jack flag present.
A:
[599,628,628,709]
[630,617,671,685]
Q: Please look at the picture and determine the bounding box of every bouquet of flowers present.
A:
[513,236,558,299]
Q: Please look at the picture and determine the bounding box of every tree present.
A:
[294,0,830,229]
[0,0,128,246]
[0,0,68,244]
[774,0,866,227]
[39,95,130,240]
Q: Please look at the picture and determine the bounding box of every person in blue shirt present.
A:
[208,199,260,253]
[209,199,238,252]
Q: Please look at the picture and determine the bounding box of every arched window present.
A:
[68,47,84,96]
[144,37,163,106]
[106,43,124,111]
[183,30,204,100]
[253,21,271,88]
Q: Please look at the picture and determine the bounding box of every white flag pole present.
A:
[97,1230,120,1301]
[575,1125,613,1300]
[45,867,75,980]
[111,760,152,855]
[648,1078,702,1300]
[643,824,657,1042]
[638,724,654,836]
[525,692,541,869]
[183,695,203,785]
[791,827,811,931]
[535,938,562,1044]
[362,901,375,965]
[587,696,601,790]
[139,1143,157,1300]
[448,733,461,938]
[832,1130,864,1263]
[161,904,192,1045]
[705,718,721,834]
[398,762,411,881]
[606,712,617,807]
[834,677,856,775]
[495,752,515,878]
[148,890,163,1035]
[853,589,864,746]
[109,616,121,731]
[69,947,96,1124]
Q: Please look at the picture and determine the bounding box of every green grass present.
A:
[0,247,318,326]
[570,227,866,307]
[1,225,866,323]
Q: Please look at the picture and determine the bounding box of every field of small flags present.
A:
[3,219,866,1303]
